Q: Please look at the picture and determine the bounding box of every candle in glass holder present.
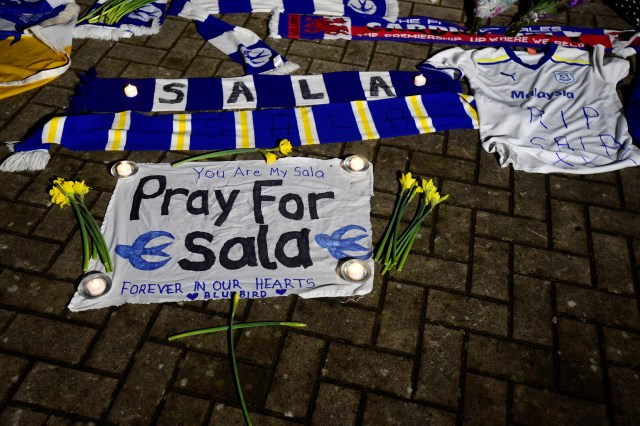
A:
[124,84,138,97]
[346,261,366,280]
[116,161,133,177]
[85,277,107,296]
[414,74,427,86]
[349,156,366,172]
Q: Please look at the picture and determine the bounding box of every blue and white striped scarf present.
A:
[68,70,462,113]
[1,92,478,171]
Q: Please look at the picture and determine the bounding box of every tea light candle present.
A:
[79,272,112,298]
[349,156,366,172]
[339,259,371,282]
[116,161,133,177]
[86,278,107,296]
[124,84,138,98]
[414,74,427,86]
[343,155,369,173]
[111,160,138,179]
[346,261,366,280]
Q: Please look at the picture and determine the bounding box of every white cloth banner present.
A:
[68,158,374,311]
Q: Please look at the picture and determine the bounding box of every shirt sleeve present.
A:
[417,47,475,82]
[592,44,630,84]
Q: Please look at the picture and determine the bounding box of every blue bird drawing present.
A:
[315,225,371,260]
[116,230,175,271]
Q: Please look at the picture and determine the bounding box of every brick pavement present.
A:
[1,1,639,424]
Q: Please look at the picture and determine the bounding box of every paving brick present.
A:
[108,43,166,65]
[342,40,375,66]
[84,304,156,373]
[513,172,547,220]
[412,4,464,22]
[441,180,510,213]
[108,342,181,423]
[513,275,553,346]
[310,383,360,425]
[462,373,507,425]
[47,231,85,280]
[323,342,413,396]
[1,314,96,364]
[550,176,620,207]
[551,199,588,254]
[427,290,508,336]
[362,393,457,425]
[161,38,204,70]
[292,298,375,345]
[31,86,73,110]
[235,297,293,365]
[476,211,547,247]
[17,155,84,206]
[47,414,99,425]
[609,365,640,426]
[368,52,400,71]
[373,145,409,193]
[446,129,478,160]
[146,18,189,49]
[556,284,640,329]
[381,133,445,153]
[71,39,114,70]
[603,327,640,368]
[471,237,510,301]
[620,166,640,212]
[434,205,471,262]
[265,333,325,417]
[0,406,49,425]
[0,173,30,200]
[467,335,554,386]
[377,282,423,353]
[0,270,75,315]
[390,255,467,291]
[376,41,430,61]
[14,362,118,418]
[0,353,29,401]
[156,392,210,426]
[512,384,607,425]
[514,246,590,285]
[415,324,463,406]
[411,152,476,182]
[150,305,228,353]
[478,151,511,189]
[592,233,634,294]
[32,203,80,241]
[0,234,59,271]
[589,206,640,239]
[209,404,301,425]
[557,318,603,400]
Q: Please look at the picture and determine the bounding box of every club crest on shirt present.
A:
[553,71,575,84]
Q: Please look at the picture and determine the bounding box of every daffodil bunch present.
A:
[77,0,157,25]
[375,173,448,274]
[49,178,113,272]
[172,139,293,167]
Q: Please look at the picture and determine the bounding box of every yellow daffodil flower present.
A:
[421,178,434,194]
[399,172,417,192]
[264,151,278,164]
[49,186,69,208]
[278,139,293,156]
[73,180,90,198]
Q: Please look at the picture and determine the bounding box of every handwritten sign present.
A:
[68,158,374,311]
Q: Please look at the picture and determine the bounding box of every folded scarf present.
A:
[68,69,462,113]
[170,0,298,75]
[171,0,398,21]
[0,0,79,100]
[271,13,640,57]
[0,92,478,172]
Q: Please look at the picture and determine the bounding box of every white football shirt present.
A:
[423,44,640,174]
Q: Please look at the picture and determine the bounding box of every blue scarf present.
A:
[68,69,462,113]
[1,92,478,171]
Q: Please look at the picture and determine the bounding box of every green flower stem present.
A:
[374,191,405,262]
[228,293,252,426]
[386,193,413,265]
[168,321,306,341]
[69,198,91,271]
[396,227,421,271]
[77,204,113,272]
[172,148,260,166]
